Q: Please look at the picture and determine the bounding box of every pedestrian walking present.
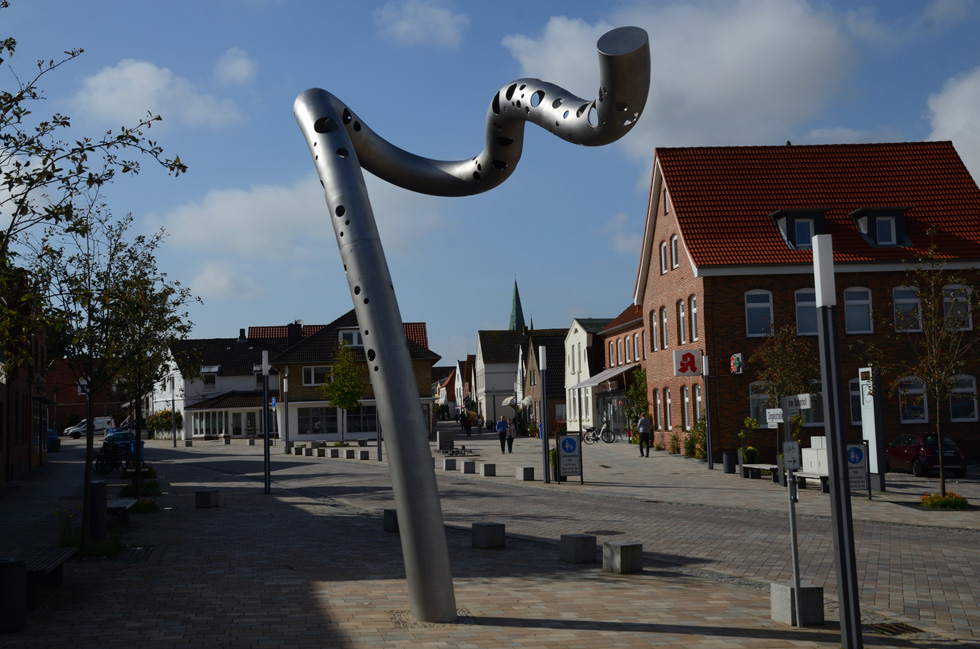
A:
[506,418,516,453]
[495,415,508,453]
[637,413,651,457]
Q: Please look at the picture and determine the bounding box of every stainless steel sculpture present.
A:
[294,26,649,623]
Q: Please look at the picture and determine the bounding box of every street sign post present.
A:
[766,408,784,429]
[558,435,582,479]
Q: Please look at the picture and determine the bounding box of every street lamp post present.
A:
[171,376,176,448]
[282,366,290,454]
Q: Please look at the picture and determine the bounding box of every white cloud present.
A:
[157,172,449,259]
[373,0,469,48]
[928,66,980,183]
[213,47,257,85]
[844,0,971,48]
[503,1,854,156]
[74,59,242,128]
[601,212,641,254]
[190,261,264,300]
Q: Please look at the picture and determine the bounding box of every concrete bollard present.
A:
[304,447,314,457]
[357,450,370,460]
[195,489,219,509]
[316,447,326,457]
[603,541,643,573]
[516,466,534,481]
[561,534,597,564]
[472,522,505,549]
[344,448,356,459]
[89,481,108,541]
[460,460,476,474]
[771,582,824,626]
[479,463,496,476]
[383,508,399,533]
[442,458,457,471]
[223,436,231,445]
[329,448,341,458]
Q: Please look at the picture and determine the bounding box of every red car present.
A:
[885,433,967,478]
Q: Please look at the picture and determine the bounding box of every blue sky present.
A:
[5,0,980,366]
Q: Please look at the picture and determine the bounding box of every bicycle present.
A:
[92,444,142,475]
[582,425,615,444]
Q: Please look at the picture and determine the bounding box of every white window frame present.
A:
[893,287,922,332]
[943,284,973,331]
[609,341,615,366]
[339,329,362,347]
[681,385,690,431]
[617,339,623,365]
[849,378,862,425]
[898,376,928,424]
[795,288,817,336]
[625,337,631,364]
[303,366,331,386]
[690,296,698,341]
[660,307,669,349]
[876,216,897,245]
[660,241,668,274]
[844,287,873,334]
[653,389,662,430]
[665,388,672,430]
[745,290,773,337]
[634,333,641,361]
[670,235,679,269]
[950,375,978,422]
[694,384,702,420]
[650,312,659,352]
[678,300,687,345]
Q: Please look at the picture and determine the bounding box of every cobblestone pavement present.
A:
[1,426,978,648]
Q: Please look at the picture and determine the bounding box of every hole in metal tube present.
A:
[473,171,481,181]
[615,101,629,112]
[343,108,352,124]
[353,122,361,131]
[492,93,501,115]
[340,231,344,237]
[505,84,517,101]
[367,349,376,361]
[374,366,379,372]
[530,90,544,107]
[354,286,361,295]
[492,160,508,170]
[345,220,350,225]
[314,117,338,133]
[337,148,348,158]
[588,105,598,127]
[335,205,346,217]
[563,110,570,119]
[496,136,513,147]
[552,97,564,109]
[515,100,521,108]
[576,103,588,118]
[519,84,526,90]
[363,298,369,304]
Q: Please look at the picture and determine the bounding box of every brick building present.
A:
[634,141,980,460]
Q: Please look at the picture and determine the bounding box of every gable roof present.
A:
[171,336,287,377]
[571,317,614,335]
[478,329,527,364]
[270,309,439,365]
[654,141,980,270]
[527,330,567,397]
[600,304,643,335]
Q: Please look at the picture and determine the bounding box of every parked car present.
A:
[64,416,115,438]
[885,432,967,478]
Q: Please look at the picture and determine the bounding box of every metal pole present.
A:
[283,367,290,454]
[262,351,271,494]
[171,376,176,448]
[702,355,713,469]
[540,346,554,484]
[786,459,803,627]
[813,235,863,648]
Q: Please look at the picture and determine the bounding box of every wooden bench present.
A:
[742,463,778,480]
[106,498,138,523]
[19,547,77,609]
[794,471,830,493]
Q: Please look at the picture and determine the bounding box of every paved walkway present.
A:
[1,426,978,648]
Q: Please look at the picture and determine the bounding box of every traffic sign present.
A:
[847,444,868,491]
[782,441,801,471]
[271,397,277,408]
[558,435,581,476]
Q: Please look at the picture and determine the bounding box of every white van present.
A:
[64,416,115,438]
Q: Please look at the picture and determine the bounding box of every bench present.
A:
[106,498,138,523]
[742,463,778,480]
[19,547,77,610]
[794,471,830,493]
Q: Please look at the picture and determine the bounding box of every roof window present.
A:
[850,207,909,247]
[770,209,825,250]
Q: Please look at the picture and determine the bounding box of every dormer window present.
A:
[339,329,362,347]
[770,209,825,250]
[851,207,909,247]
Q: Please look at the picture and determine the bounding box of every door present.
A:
[232,413,242,436]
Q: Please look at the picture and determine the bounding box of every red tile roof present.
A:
[600,304,642,334]
[656,141,980,267]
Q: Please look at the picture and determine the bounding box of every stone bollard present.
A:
[479,463,496,477]
[442,458,457,471]
[0,558,27,632]
[195,489,219,509]
[516,466,534,481]
[771,582,824,626]
[472,522,505,549]
[603,541,643,573]
[316,447,326,457]
[304,447,314,457]
[329,448,341,458]
[383,508,399,533]
[223,436,231,445]
[344,448,356,459]
[357,450,370,460]
[460,460,476,474]
[561,534,597,564]
[247,438,255,446]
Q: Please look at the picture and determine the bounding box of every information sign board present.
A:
[558,435,582,476]
[847,444,868,491]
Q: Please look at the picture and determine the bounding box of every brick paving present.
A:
[1,425,978,648]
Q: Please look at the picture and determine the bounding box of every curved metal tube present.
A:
[297,26,649,197]
[293,26,649,624]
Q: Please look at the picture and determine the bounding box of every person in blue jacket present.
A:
[495,415,508,453]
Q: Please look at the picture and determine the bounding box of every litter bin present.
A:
[47,434,61,452]
[722,451,737,474]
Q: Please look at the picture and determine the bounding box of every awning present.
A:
[501,396,516,407]
[568,363,638,390]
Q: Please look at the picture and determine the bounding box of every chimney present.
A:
[238,328,246,343]
[287,321,303,347]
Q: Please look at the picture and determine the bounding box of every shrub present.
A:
[920,492,969,510]
[54,505,122,557]
[668,434,680,454]
[653,441,665,451]
[120,480,162,497]
[741,446,760,464]
[690,412,707,461]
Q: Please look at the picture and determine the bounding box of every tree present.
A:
[320,341,368,444]
[878,233,980,496]
[749,324,821,452]
[1,0,185,371]
[623,366,650,433]
[34,206,195,541]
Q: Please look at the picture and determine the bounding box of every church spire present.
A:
[509,279,526,331]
